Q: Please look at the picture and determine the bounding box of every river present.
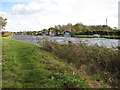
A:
[11,35,119,49]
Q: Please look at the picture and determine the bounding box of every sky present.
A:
[0,0,119,32]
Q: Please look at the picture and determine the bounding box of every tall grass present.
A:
[39,40,120,87]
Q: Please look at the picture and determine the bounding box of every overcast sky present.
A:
[0,0,119,32]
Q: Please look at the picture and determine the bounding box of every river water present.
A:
[11,35,119,49]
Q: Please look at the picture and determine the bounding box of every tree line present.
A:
[14,23,119,36]
[0,16,120,36]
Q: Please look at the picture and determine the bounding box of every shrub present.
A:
[39,40,120,87]
[2,31,12,37]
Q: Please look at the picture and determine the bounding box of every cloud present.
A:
[0,12,8,17]
[12,2,43,15]
[11,1,58,15]
[1,0,119,31]
[11,0,81,15]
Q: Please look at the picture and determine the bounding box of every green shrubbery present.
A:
[40,40,120,87]
[49,72,89,88]
[13,23,119,36]
[73,30,120,36]
[2,31,12,37]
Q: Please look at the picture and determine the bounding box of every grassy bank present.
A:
[40,40,120,88]
[101,35,120,39]
[72,35,120,39]
[2,38,90,88]
[72,35,94,38]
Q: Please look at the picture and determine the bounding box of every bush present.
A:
[2,31,12,37]
[40,40,120,87]
[48,72,89,88]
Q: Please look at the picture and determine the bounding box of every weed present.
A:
[40,40,120,87]
[2,38,89,88]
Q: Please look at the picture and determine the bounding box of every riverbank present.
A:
[40,40,120,88]
[2,38,119,88]
[2,37,90,88]
[72,35,94,38]
[72,35,120,39]
[101,35,120,39]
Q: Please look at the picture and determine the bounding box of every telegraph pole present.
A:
[106,18,107,26]
[118,1,120,30]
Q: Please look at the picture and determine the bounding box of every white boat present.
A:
[92,34,100,38]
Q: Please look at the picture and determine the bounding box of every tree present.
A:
[113,27,118,30]
[73,23,85,31]
[0,16,7,30]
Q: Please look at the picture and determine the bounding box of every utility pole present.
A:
[118,1,120,30]
[106,18,107,26]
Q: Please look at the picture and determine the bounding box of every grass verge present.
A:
[2,37,90,88]
[101,35,120,39]
[72,35,94,38]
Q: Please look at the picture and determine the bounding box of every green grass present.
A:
[101,35,120,39]
[73,35,94,38]
[2,37,90,88]
[73,35,120,39]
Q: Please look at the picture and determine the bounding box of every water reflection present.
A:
[11,35,119,49]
